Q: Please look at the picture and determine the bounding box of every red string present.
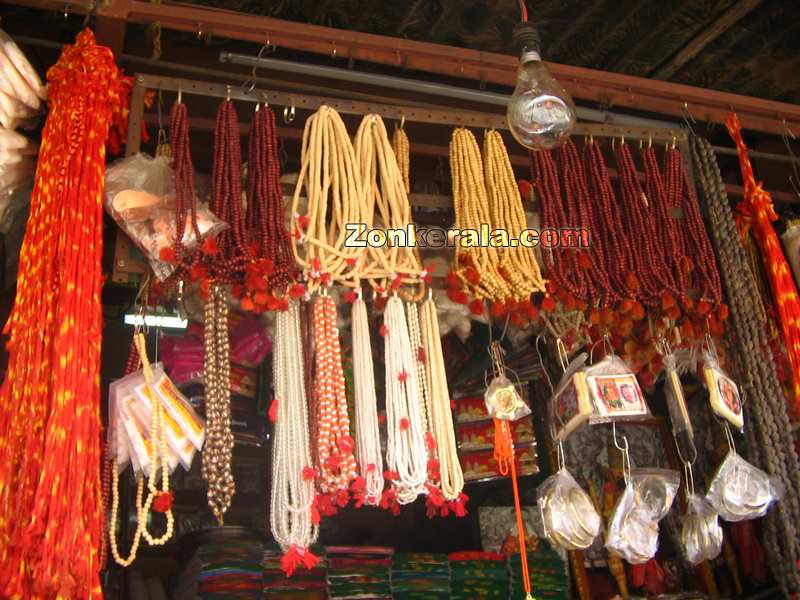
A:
[518,0,529,22]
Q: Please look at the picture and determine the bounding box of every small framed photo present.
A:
[586,373,648,419]
[552,372,593,441]
[704,365,743,429]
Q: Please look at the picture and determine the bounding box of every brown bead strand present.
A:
[671,146,723,304]
[211,100,251,281]
[170,101,202,276]
[246,106,296,290]
[662,147,692,295]
[614,142,675,304]
[584,139,639,299]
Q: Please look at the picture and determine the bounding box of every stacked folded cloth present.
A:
[263,545,327,599]
[326,546,393,600]
[391,553,450,600]
[509,546,569,600]
[449,551,509,600]
[194,537,264,598]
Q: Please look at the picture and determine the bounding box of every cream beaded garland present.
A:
[109,333,174,567]
[384,295,428,504]
[352,294,384,505]
[420,297,464,501]
[270,300,318,551]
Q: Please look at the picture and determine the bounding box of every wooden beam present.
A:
[652,0,763,80]
[16,0,796,135]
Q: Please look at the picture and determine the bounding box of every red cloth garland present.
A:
[0,30,130,599]
[726,113,800,411]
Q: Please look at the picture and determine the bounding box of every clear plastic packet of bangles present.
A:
[605,468,680,564]
[682,494,723,565]
[537,467,601,551]
[585,354,650,424]
[706,451,783,522]
[104,153,227,281]
[702,350,744,430]
[550,352,594,441]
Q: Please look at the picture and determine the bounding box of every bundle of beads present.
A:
[201,283,236,524]
[392,123,410,194]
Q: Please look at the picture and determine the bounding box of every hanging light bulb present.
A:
[506,23,576,150]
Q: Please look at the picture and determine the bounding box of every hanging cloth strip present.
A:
[0,29,131,599]
[726,114,800,410]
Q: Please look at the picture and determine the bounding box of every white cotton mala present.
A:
[270,300,318,552]
[384,295,428,504]
[352,294,384,505]
[420,296,464,501]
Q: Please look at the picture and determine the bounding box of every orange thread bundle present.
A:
[0,30,130,599]
[727,113,800,410]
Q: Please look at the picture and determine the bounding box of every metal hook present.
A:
[723,422,737,453]
[196,22,204,40]
[400,115,405,130]
[612,421,631,484]
[63,4,69,19]
[283,104,296,124]
[177,84,182,105]
[534,335,554,395]
[226,85,231,101]
[331,42,337,58]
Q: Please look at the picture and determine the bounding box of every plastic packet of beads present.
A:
[663,352,695,456]
[706,450,783,522]
[149,363,205,451]
[104,153,227,281]
[682,494,723,565]
[551,352,594,441]
[133,375,198,470]
[702,351,743,430]
[537,467,601,550]
[124,391,182,476]
[484,374,530,421]
[584,354,650,424]
[108,377,132,474]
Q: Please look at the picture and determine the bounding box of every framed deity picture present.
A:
[552,371,593,441]
[586,372,649,420]
[704,364,743,429]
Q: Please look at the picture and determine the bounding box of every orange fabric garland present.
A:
[0,30,131,599]
[726,113,800,410]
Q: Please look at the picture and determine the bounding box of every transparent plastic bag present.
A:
[681,494,723,565]
[585,354,650,423]
[702,351,743,430]
[537,468,601,550]
[104,153,227,281]
[550,352,593,441]
[484,374,530,421]
[706,451,783,522]
[605,469,679,564]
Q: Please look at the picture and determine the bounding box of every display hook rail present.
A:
[125,73,688,155]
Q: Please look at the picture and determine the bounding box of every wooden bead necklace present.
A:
[109,333,175,567]
[201,283,236,524]
[392,123,411,194]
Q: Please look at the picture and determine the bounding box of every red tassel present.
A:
[399,417,410,430]
[202,235,218,256]
[159,246,177,264]
[425,431,437,451]
[289,283,306,299]
[153,491,174,513]
[268,399,279,422]
[465,268,480,285]
[578,252,592,269]
[297,214,310,229]
[379,324,389,337]
[343,290,358,304]
[302,466,315,481]
[346,257,357,267]
[418,346,427,364]
[469,299,485,316]
[541,295,556,311]
[491,300,506,317]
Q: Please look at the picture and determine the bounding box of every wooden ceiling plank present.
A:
[5,0,800,135]
[652,0,763,80]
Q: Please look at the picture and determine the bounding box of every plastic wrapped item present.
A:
[681,494,723,565]
[664,352,694,452]
[702,351,743,430]
[706,451,782,521]
[537,468,601,550]
[585,354,650,422]
[0,155,34,190]
[104,153,227,281]
[109,364,205,477]
[550,352,593,441]
[484,374,530,421]
[0,126,37,153]
[605,469,680,564]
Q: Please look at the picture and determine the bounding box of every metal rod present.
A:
[219,51,683,131]
[712,144,800,165]
[133,73,687,141]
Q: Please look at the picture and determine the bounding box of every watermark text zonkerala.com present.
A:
[343,223,590,249]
